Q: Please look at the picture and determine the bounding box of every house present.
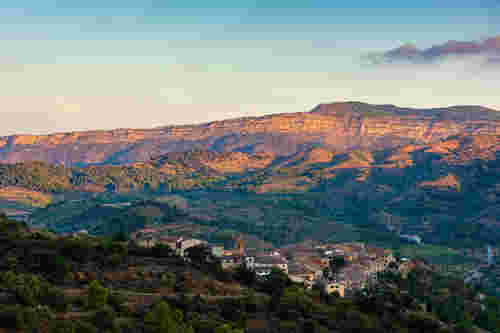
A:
[288,262,315,287]
[71,229,89,238]
[157,236,179,250]
[176,238,203,257]
[320,257,330,267]
[398,260,416,279]
[132,228,158,239]
[245,256,255,269]
[339,267,366,291]
[221,256,242,270]
[323,281,345,297]
[255,268,272,278]
[251,256,288,274]
[211,246,224,258]
[135,235,156,248]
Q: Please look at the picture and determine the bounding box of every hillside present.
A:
[0,215,499,333]
[0,101,499,273]
[9,135,496,255]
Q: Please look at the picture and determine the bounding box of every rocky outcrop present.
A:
[419,173,461,191]
[202,151,275,173]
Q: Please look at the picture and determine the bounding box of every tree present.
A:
[145,301,184,333]
[92,305,116,331]
[49,255,71,280]
[74,320,98,333]
[48,320,76,333]
[262,268,292,296]
[215,324,244,333]
[87,280,109,309]
[185,244,212,266]
[112,230,129,242]
[16,274,42,306]
[153,243,174,258]
[160,272,177,289]
[329,256,347,274]
[0,211,8,223]
[234,265,257,286]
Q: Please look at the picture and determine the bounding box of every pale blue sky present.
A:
[0,1,499,135]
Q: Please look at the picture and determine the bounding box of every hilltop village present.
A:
[131,227,415,297]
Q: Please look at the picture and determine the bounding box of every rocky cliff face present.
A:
[0,101,498,166]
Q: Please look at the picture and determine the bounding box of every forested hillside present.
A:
[0,214,499,333]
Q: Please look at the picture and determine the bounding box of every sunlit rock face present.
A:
[0,102,498,166]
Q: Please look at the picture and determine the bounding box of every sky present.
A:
[0,0,499,135]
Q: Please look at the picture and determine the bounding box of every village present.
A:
[131,227,417,297]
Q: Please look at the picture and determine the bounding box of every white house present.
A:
[250,256,288,274]
[176,238,203,257]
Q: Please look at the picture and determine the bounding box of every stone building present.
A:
[248,256,288,274]
[322,281,345,297]
[221,256,243,270]
[176,238,203,257]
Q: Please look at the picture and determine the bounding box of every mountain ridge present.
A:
[1,101,499,166]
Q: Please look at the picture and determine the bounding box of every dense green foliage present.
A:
[30,198,188,235]
[0,155,225,195]
[1,216,500,333]
[375,267,500,332]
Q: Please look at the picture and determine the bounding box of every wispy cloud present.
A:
[366,36,500,67]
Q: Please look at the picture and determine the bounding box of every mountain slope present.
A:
[0,101,499,253]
